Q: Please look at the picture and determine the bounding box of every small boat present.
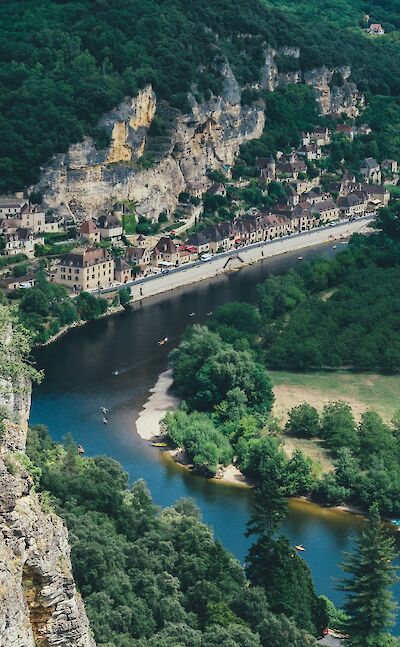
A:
[158,337,168,346]
[295,545,305,552]
[103,417,108,425]
[298,256,303,261]
[152,442,168,447]
[77,444,85,455]
[206,311,213,316]
[333,245,337,249]
[112,370,119,376]
[189,312,195,317]
[101,407,109,415]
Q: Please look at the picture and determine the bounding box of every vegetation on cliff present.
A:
[1,0,400,192]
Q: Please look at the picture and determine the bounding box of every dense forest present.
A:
[165,210,400,515]
[1,0,400,192]
[26,424,329,647]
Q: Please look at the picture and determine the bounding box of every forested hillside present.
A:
[1,0,400,192]
[26,424,325,647]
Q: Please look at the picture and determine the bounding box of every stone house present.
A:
[186,232,211,254]
[4,228,43,258]
[361,183,390,206]
[207,182,227,197]
[97,214,123,241]
[53,247,114,291]
[360,158,381,184]
[151,237,179,266]
[337,193,367,217]
[368,23,385,35]
[0,195,28,217]
[19,204,46,233]
[298,144,322,161]
[0,218,20,234]
[310,198,340,223]
[126,246,152,271]
[43,213,62,233]
[382,159,398,175]
[80,218,100,244]
[335,124,355,140]
[114,258,132,284]
[264,215,291,239]
[310,127,331,146]
[0,275,36,291]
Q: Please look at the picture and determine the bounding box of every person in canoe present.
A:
[103,417,108,425]
[101,407,109,415]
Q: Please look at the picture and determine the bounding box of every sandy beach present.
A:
[135,369,180,440]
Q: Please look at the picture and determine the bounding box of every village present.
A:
[0,122,397,296]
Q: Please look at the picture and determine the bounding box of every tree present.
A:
[320,402,359,455]
[119,287,131,307]
[285,404,320,438]
[373,203,400,241]
[76,292,108,320]
[246,535,325,635]
[340,504,398,647]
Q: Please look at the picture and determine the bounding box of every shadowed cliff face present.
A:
[0,322,95,647]
[36,52,362,223]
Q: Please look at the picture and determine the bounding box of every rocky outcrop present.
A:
[36,50,362,222]
[36,64,265,222]
[0,339,95,645]
[303,65,362,117]
[261,48,362,117]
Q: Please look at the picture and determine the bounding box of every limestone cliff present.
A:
[36,53,362,222]
[36,64,265,222]
[0,319,95,646]
[261,48,362,116]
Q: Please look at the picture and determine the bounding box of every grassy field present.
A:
[271,370,400,424]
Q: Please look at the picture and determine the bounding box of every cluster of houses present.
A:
[0,194,61,258]
[0,118,398,294]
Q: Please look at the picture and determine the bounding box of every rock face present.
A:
[36,64,265,222]
[0,382,95,645]
[261,48,362,116]
[36,52,362,222]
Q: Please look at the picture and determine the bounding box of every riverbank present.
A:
[135,369,250,486]
[135,369,400,523]
[103,216,374,305]
[36,216,373,348]
[36,303,125,347]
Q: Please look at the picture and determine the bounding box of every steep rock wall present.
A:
[37,65,265,222]
[261,48,362,116]
[36,52,362,222]
[0,373,95,645]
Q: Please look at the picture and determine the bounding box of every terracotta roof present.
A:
[80,219,98,234]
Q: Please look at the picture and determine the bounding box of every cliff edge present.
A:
[0,307,95,647]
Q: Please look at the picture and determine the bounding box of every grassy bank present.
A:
[271,370,400,424]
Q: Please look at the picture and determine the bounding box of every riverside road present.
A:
[99,214,375,302]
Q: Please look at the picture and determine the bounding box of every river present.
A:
[29,241,400,619]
